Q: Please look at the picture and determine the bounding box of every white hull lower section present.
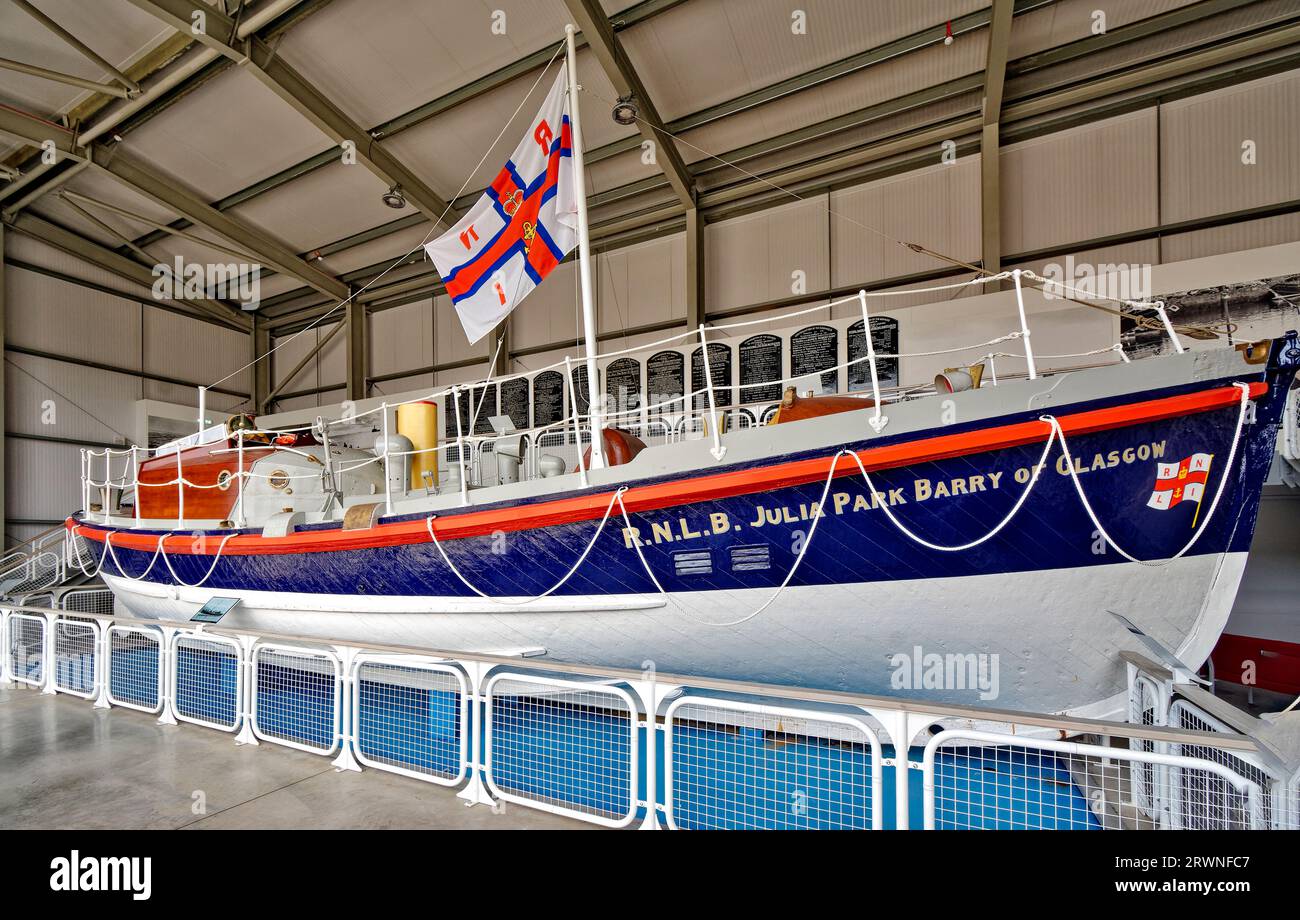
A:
[104,551,1248,718]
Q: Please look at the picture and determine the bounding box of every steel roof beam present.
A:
[562,0,694,207]
[1,211,248,331]
[123,0,457,228]
[981,0,1014,277]
[0,103,342,307]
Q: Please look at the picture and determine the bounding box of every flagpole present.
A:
[564,23,606,470]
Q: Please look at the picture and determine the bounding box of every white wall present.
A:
[3,235,252,546]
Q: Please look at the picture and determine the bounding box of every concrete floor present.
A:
[0,685,591,830]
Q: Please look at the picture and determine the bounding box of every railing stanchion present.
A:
[857,290,888,434]
[80,449,88,516]
[1153,300,1185,354]
[697,325,726,461]
[235,430,246,528]
[452,387,469,506]
[1011,269,1037,380]
[175,444,185,528]
[131,447,141,525]
[381,402,393,516]
[565,357,589,488]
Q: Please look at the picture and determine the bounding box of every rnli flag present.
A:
[425,71,577,344]
[1147,452,1213,510]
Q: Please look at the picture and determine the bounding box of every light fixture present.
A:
[611,95,638,126]
[381,185,406,209]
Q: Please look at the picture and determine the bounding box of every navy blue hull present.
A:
[87,364,1294,602]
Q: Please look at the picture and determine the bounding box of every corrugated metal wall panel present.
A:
[7,264,142,368]
[143,306,252,393]
[597,232,686,333]
[4,234,152,300]
[1009,0,1201,60]
[317,321,348,388]
[830,158,981,286]
[1161,212,1300,263]
[272,328,320,393]
[1161,71,1300,224]
[1001,109,1158,254]
[5,354,139,444]
[504,262,580,354]
[5,437,84,525]
[370,299,434,378]
[706,197,830,312]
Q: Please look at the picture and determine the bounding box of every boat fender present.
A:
[262,511,306,538]
[343,502,385,531]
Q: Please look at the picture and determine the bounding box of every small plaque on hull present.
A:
[192,596,241,623]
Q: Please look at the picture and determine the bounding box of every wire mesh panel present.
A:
[924,730,1264,830]
[172,633,241,731]
[1169,700,1275,829]
[1128,675,1161,821]
[60,588,115,615]
[485,673,639,827]
[251,644,341,755]
[107,626,163,713]
[354,656,468,785]
[53,617,98,698]
[7,613,46,686]
[664,697,882,830]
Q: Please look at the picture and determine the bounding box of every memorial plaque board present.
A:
[790,325,838,394]
[647,350,685,415]
[532,370,564,428]
[739,334,782,404]
[605,357,642,420]
[500,377,530,431]
[691,343,732,410]
[847,316,900,392]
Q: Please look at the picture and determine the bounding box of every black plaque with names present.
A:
[443,389,471,440]
[647,350,684,414]
[691,343,733,410]
[739,334,782,404]
[570,364,594,417]
[533,370,564,427]
[470,383,498,435]
[605,357,642,417]
[790,325,838,394]
[847,316,900,392]
[500,377,530,431]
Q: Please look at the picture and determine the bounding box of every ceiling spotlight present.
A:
[381,185,407,209]
[611,95,638,126]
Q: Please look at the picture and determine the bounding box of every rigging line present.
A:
[208,38,569,391]
[4,357,135,444]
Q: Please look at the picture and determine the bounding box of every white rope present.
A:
[618,449,853,627]
[847,424,1058,552]
[159,533,238,588]
[423,487,626,605]
[1046,381,1252,566]
[103,532,165,581]
[69,527,110,578]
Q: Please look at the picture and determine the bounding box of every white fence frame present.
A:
[922,729,1266,830]
[6,611,47,688]
[483,671,641,828]
[350,653,470,786]
[4,605,1291,832]
[250,642,342,756]
[662,694,884,830]
[170,631,243,732]
[52,616,100,700]
[105,624,164,714]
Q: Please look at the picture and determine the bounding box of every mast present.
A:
[564,24,606,470]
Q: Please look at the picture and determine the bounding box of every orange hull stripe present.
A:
[71,382,1266,556]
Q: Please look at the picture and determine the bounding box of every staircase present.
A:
[1,524,96,600]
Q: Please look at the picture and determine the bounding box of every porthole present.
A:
[268,469,290,490]
[216,470,232,490]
